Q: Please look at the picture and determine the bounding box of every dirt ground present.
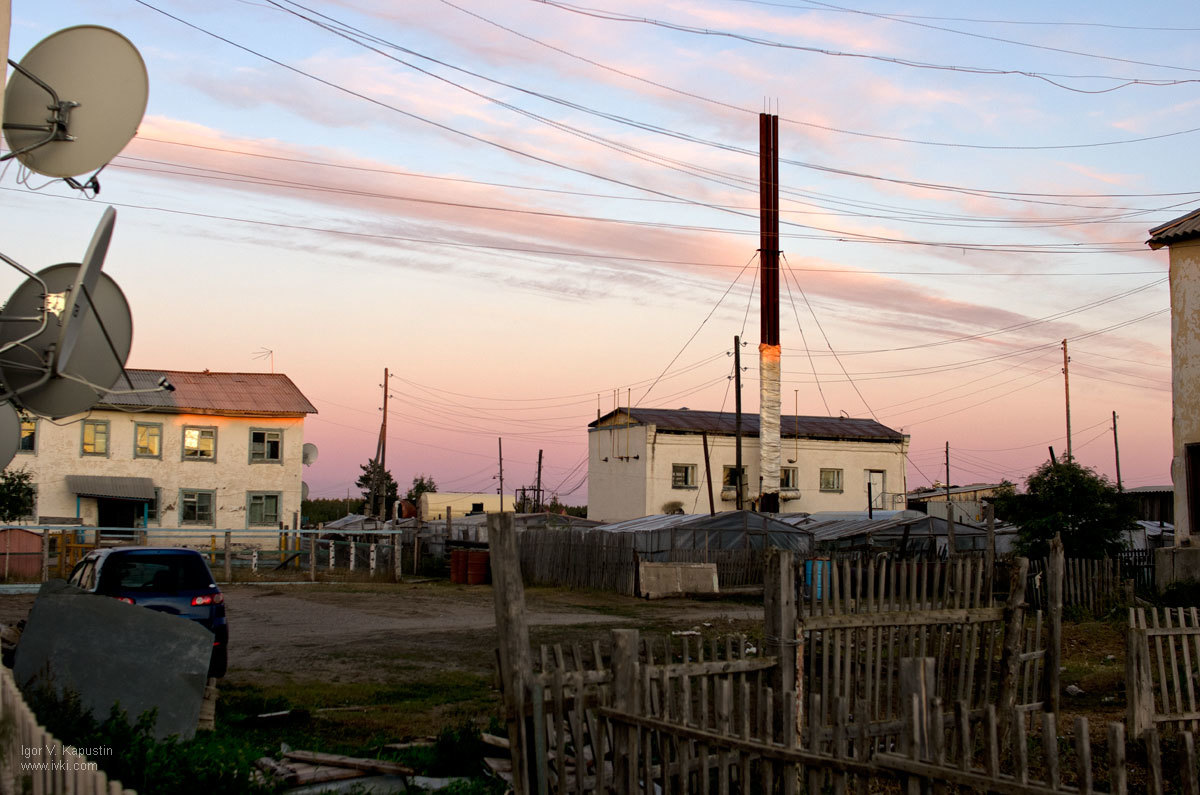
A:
[0,579,761,688]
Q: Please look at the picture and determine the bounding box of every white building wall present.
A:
[8,409,306,544]
[588,421,909,523]
[1171,238,1200,541]
[420,492,513,520]
[587,422,650,522]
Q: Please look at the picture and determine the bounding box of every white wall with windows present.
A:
[588,418,908,522]
[10,408,306,539]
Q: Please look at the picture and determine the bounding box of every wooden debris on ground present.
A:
[253,748,414,787]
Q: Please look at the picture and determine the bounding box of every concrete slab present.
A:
[638,562,719,599]
[13,580,212,740]
[1156,546,1200,592]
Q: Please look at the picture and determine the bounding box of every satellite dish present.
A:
[0,402,20,471]
[0,263,132,418]
[2,25,149,178]
[302,442,319,466]
[302,481,310,502]
[56,207,115,376]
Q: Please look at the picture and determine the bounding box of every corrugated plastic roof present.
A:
[65,475,156,501]
[589,407,902,442]
[97,370,317,416]
[1148,207,1200,249]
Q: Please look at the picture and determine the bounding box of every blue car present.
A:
[67,546,228,677]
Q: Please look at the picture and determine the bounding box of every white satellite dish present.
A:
[302,442,319,466]
[0,402,21,471]
[302,481,310,502]
[2,25,149,178]
[56,206,115,376]
[0,263,132,418]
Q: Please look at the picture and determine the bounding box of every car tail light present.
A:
[191,593,224,606]
[115,597,135,604]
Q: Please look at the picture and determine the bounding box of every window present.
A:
[134,423,162,458]
[820,468,843,492]
[183,427,216,460]
[180,490,215,524]
[672,464,697,488]
[143,487,162,526]
[20,484,36,522]
[781,467,798,490]
[82,420,109,456]
[250,429,282,463]
[18,418,35,454]
[722,466,744,489]
[248,492,281,526]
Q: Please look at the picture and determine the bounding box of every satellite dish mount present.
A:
[0,59,79,162]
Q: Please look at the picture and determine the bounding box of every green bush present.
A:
[24,688,276,795]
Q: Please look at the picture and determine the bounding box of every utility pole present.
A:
[536,449,543,511]
[734,335,744,510]
[1113,411,1123,490]
[369,368,389,518]
[498,437,505,512]
[758,112,782,514]
[945,441,956,555]
[1062,339,1072,461]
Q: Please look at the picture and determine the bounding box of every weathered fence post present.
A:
[998,557,1029,747]
[369,543,377,577]
[764,548,799,746]
[901,657,936,795]
[1042,535,1064,718]
[309,533,317,582]
[985,503,996,603]
[223,531,232,583]
[1127,615,1155,737]
[251,548,258,573]
[612,628,640,794]
[40,530,48,583]
[393,534,403,583]
[489,512,537,795]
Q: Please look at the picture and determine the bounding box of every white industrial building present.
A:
[587,408,909,523]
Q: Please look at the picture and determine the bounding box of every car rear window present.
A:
[97,553,215,594]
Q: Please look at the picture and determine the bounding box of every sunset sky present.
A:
[2,0,1194,506]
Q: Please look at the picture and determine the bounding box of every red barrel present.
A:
[450,549,467,584]
[466,550,490,585]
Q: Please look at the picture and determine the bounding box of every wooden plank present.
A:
[1108,722,1126,795]
[1147,726,1163,795]
[281,750,413,776]
[1075,716,1093,795]
[1042,711,1058,789]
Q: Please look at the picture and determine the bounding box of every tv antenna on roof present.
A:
[2,25,148,193]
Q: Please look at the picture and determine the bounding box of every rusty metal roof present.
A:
[589,407,903,442]
[98,370,317,416]
[1148,207,1200,249]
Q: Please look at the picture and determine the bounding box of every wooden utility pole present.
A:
[370,367,389,518]
[702,432,715,516]
[535,449,543,511]
[1062,340,1072,460]
[497,437,505,511]
[1113,411,1123,490]
[734,335,744,510]
[945,441,956,555]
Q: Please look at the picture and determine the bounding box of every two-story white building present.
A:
[7,369,317,540]
[587,407,909,523]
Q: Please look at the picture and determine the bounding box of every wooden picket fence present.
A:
[1128,607,1200,737]
[488,513,1096,794]
[1028,556,1128,617]
[0,665,134,794]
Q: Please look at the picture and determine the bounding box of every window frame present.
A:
[179,489,216,526]
[181,426,218,462]
[247,491,282,527]
[722,466,744,490]
[781,467,798,490]
[819,468,844,493]
[671,463,697,489]
[249,428,284,464]
[17,417,36,455]
[81,419,110,457]
[134,422,163,459]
